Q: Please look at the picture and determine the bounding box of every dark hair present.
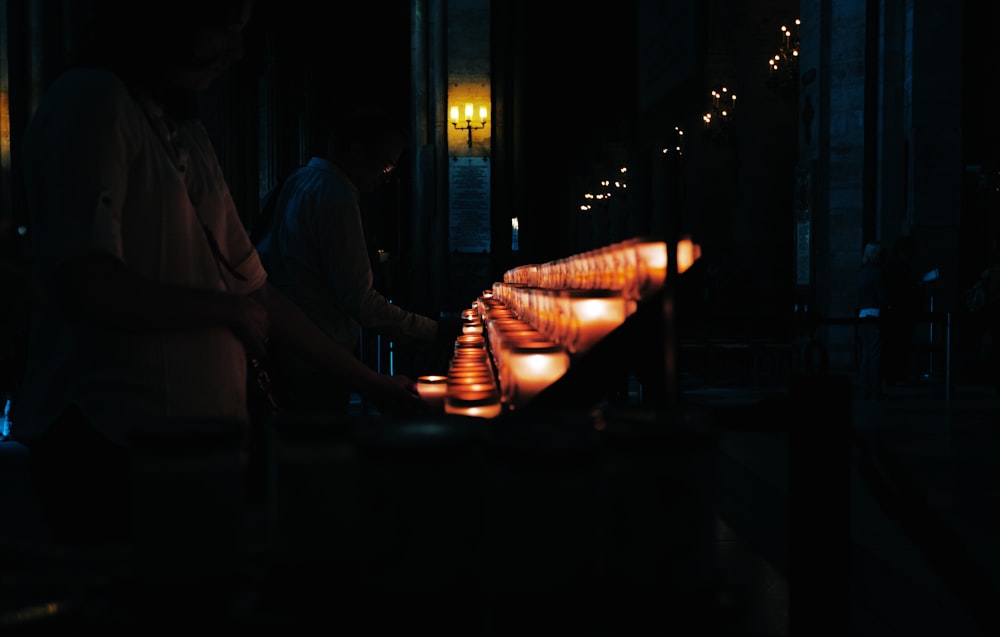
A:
[77,0,247,68]
[72,0,252,116]
[327,106,411,156]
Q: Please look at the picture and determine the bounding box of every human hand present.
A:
[372,373,427,412]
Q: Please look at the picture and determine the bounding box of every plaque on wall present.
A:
[449,156,491,253]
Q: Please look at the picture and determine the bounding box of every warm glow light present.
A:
[455,334,486,349]
[447,376,496,394]
[463,320,483,335]
[554,292,627,355]
[676,237,702,274]
[445,389,502,419]
[501,342,570,410]
[451,101,489,147]
[0,89,10,170]
[635,240,667,296]
[417,375,448,411]
[573,297,626,355]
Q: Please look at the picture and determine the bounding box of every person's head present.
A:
[327,107,411,194]
[77,0,254,96]
[863,242,881,266]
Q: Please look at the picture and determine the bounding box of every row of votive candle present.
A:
[485,311,569,410]
[502,236,700,297]
[417,296,571,417]
[490,284,629,356]
[444,330,504,418]
[502,237,670,300]
[417,237,701,416]
[470,299,570,412]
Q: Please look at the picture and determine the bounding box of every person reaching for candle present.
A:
[252,106,463,416]
[11,0,424,548]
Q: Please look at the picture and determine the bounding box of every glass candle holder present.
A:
[554,289,628,355]
[445,388,503,419]
[634,239,667,298]
[498,339,570,410]
[462,319,484,335]
[455,334,486,350]
[416,375,448,411]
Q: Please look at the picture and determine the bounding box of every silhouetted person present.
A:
[857,242,884,400]
[254,107,462,416]
[12,0,423,548]
[976,241,1000,393]
[883,236,921,385]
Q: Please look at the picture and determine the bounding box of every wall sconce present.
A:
[451,103,488,148]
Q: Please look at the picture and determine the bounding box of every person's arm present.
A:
[251,281,424,408]
[357,287,438,348]
[319,198,440,350]
[54,253,270,359]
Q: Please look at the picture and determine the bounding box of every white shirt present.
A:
[14,68,266,446]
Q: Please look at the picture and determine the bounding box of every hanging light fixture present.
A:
[767,18,801,94]
[702,86,737,143]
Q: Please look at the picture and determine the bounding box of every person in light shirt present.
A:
[13,0,424,547]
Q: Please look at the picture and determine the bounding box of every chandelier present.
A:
[702,86,736,144]
[767,18,800,94]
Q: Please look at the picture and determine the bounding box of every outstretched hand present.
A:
[372,373,427,413]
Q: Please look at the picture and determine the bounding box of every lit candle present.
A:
[445,388,502,419]
[417,375,448,411]
[455,334,486,350]
[450,106,459,122]
[479,106,488,122]
[463,319,483,335]
[555,289,628,355]
[447,373,496,395]
[676,236,702,274]
[465,103,474,120]
[634,239,667,297]
[451,347,489,360]
[500,339,570,410]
